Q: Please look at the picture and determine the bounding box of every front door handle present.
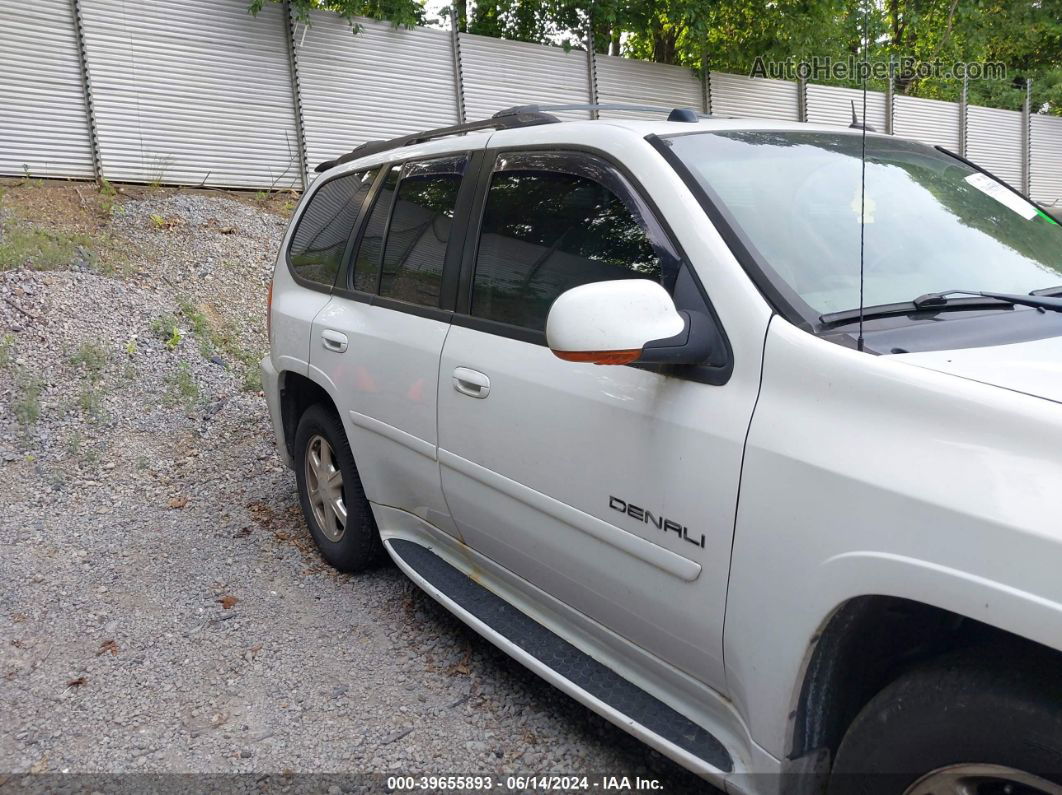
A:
[321,329,348,353]
[453,367,490,399]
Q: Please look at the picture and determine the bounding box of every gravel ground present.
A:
[0,182,711,791]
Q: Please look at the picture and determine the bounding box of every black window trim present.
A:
[334,162,390,298]
[316,143,736,386]
[455,143,734,386]
[374,163,404,295]
[285,166,380,295]
[647,131,817,332]
[330,151,483,324]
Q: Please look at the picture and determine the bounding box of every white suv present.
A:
[262,105,1062,794]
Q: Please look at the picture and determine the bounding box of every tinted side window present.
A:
[289,169,376,287]
[352,164,400,293]
[471,158,662,331]
[379,157,465,307]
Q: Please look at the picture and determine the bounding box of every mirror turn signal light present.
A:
[551,349,642,365]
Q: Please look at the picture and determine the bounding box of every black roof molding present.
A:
[314,111,559,173]
[314,103,709,174]
[495,103,705,120]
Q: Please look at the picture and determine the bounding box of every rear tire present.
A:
[293,403,383,572]
[829,647,1062,795]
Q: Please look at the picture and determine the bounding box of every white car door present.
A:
[436,150,761,693]
[309,155,473,533]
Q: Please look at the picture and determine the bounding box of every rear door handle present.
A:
[321,329,348,353]
[453,367,490,399]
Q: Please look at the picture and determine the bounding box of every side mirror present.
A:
[545,279,720,366]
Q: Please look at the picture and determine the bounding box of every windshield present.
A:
[665,130,1062,317]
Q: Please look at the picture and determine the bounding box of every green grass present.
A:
[0,334,14,368]
[67,429,101,467]
[0,222,105,272]
[82,445,100,468]
[69,341,109,381]
[66,342,109,422]
[146,155,173,188]
[14,374,43,429]
[150,313,183,350]
[18,165,43,189]
[176,297,214,358]
[78,385,105,422]
[165,361,199,409]
[175,297,262,392]
[96,179,120,217]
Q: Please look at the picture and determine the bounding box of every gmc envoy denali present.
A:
[261,105,1062,794]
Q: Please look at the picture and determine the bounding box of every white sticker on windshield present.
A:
[965,173,1038,220]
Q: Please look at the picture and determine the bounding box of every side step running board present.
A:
[388,538,734,774]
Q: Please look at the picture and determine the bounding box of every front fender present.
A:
[724,317,1062,760]
[819,551,1062,646]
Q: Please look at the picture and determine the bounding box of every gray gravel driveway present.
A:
[0,181,712,791]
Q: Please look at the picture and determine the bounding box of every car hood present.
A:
[896,335,1062,405]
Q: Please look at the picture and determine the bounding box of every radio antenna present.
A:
[856,0,869,352]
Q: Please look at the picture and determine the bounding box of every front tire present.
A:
[293,403,383,572]
[830,647,1062,795]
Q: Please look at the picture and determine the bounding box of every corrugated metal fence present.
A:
[2,0,1061,205]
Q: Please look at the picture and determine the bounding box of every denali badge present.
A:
[609,496,705,549]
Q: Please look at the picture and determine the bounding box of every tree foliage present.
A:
[248,0,424,28]
[249,0,1062,114]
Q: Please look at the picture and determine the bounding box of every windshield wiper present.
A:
[821,294,1016,325]
[912,290,1062,312]
[1031,285,1062,297]
[820,289,1062,326]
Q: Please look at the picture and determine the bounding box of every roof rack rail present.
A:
[494,103,707,122]
[314,103,708,174]
[314,110,559,173]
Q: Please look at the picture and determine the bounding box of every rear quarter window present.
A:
[379,157,466,307]
[288,169,377,288]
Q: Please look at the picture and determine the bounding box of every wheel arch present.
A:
[789,593,1062,772]
[278,369,341,461]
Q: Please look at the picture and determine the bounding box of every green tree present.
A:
[250,0,1062,114]
[248,0,424,29]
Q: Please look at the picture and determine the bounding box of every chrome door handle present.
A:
[321,329,348,353]
[453,367,490,399]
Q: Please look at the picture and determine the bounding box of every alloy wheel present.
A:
[304,434,346,542]
[904,764,1062,795]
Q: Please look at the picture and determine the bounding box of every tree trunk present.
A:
[652,28,679,64]
[592,20,612,54]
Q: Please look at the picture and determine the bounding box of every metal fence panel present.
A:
[709,72,799,121]
[806,83,887,132]
[297,15,458,172]
[0,0,95,179]
[966,105,1025,189]
[594,55,701,119]
[79,0,299,189]
[1030,114,1062,207]
[893,94,960,150]
[459,33,590,121]
[2,5,1059,198]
